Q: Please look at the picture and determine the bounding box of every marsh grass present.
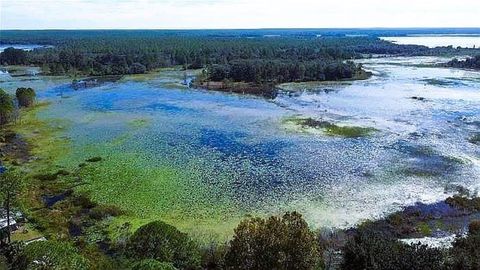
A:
[469,133,480,145]
[283,117,376,138]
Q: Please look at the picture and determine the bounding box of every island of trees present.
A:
[446,55,480,70]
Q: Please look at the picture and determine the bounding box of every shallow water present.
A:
[381,36,480,48]
[1,56,479,237]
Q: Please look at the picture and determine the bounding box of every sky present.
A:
[1,0,480,30]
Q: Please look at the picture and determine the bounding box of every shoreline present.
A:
[193,70,373,98]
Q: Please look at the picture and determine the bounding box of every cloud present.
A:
[1,0,479,29]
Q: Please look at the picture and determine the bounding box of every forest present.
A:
[1,31,477,84]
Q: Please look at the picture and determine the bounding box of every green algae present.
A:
[417,222,433,236]
[57,127,243,240]
[324,124,376,138]
[283,116,376,138]
[128,118,150,128]
[11,102,241,241]
[420,78,458,86]
[13,102,72,171]
[278,81,351,92]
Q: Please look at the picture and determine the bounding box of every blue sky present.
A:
[1,0,479,29]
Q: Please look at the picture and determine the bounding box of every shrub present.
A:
[0,89,14,125]
[23,240,89,269]
[0,242,28,270]
[71,193,97,209]
[468,220,480,235]
[446,196,480,211]
[130,259,177,270]
[126,221,200,270]
[342,230,446,270]
[200,242,228,270]
[15,87,36,107]
[0,255,7,270]
[450,231,480,270]
[89,204,123,220]
[225,212,321,270]
[33,172,59,181]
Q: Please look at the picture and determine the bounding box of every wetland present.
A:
[2,55,479,241]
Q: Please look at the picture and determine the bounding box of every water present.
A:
[1,56,479,236]
[381,35,480,48]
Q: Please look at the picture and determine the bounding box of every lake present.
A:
[381,35,480,48]
[1,56,479,239]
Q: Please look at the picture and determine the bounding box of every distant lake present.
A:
[0,44,53,52]
[381,35,480,48]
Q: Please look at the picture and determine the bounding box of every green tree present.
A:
[0,89,14,125]
[0,48,27,65]
[0,169,23,244]
[126,221,200,270]
[225,212,320,270]
[15,88,36,108]
[128,63,147,74]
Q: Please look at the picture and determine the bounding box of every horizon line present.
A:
[2,27,480,31]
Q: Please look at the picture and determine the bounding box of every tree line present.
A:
[446,55,480,69]
[207,59,364,84]
[1,33,478,82]
[0,36,361,77]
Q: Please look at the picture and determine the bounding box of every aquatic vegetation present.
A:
[283,117,376,138]
[86,156,102,163]
[323,124,376,137]
[410,96,426,101]
[417,222,433,236]
[12,102,71,169]
[128,118,150,128]
[420,78,463,87]
[277,81,350,92]
[468,133,480,145]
